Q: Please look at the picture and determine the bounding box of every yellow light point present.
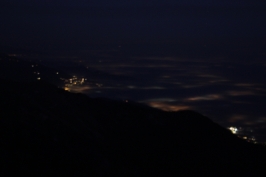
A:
[37,77,41,80]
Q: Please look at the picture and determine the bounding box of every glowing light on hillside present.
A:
[229,127,238,134]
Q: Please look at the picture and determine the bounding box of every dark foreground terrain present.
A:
[1,79,266,176]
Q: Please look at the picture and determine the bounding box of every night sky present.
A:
[1,1,266,136]
[1,0,266,52]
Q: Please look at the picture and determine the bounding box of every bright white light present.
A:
[229,127,238,134]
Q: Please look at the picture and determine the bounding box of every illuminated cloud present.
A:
[131,56,182,61]
[234,83,256,87]
[256,117,266,123]
[127,85,137,89]
[146,101,191,112]
[68,86,92,93]
[243,121,256,125]
[140,98,190,111]
[185,94,223,101]
[254,87,266,92]
[229,115,266,126]
[228,114,247,123]
[227,91,255,96]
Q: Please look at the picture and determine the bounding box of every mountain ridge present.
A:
[1,79,266,176]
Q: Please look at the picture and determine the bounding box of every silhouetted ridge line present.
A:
[0,53,70,86]
[0,80,265,176]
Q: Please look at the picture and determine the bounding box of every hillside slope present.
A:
[0,80,265,176]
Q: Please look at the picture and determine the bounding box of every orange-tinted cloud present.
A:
[185,94,223,101]
[146,101,191,111]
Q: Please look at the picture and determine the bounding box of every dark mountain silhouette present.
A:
[0,52,134,86]
[1,79,266,176]
[0,53,70,86]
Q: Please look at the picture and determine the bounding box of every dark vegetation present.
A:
[0,53,266,176]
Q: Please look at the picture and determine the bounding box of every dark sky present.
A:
[1,0,266,54]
